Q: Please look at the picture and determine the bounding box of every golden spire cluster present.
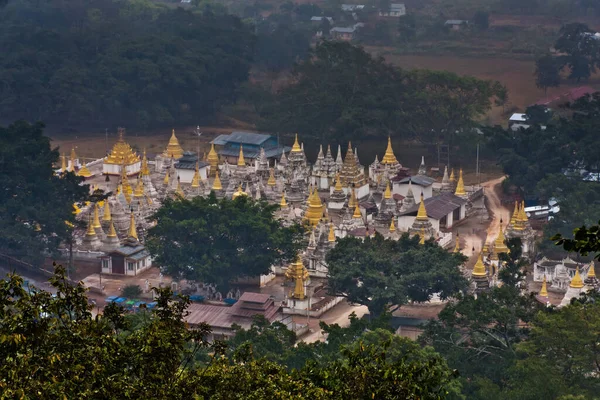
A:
[77,162,92,178]
[539,275,548,297]
[381,137,398,165]
[141,150,150,176]
[237,146,245,167]
[105,128,140,166]
[127,212,138,240]
[384,181,392,199]
[493,219,509,256]
[285,254,309,300]
[164,129,184,159]
[92,204,102,229]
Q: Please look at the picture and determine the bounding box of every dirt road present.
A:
[300,301,369,343]
[459,176,508,259]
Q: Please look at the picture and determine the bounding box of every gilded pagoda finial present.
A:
[416,192,428,221]
[455,169,466,196]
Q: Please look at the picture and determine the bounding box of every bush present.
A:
[122,285,142,298]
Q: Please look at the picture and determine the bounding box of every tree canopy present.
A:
[145,194,305,289]
[326,233,468,317]
[0,121,88,265]
[0,265,461,399]
[0,0,254,130]
[257,40,506,143]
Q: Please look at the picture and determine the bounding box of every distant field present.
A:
[368,50,600,125]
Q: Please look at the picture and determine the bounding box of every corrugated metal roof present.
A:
[398,176,435,186]
[212,132,272,146]
[218,146,290,159]
[398,192,467,220]
[238,292,271,304]
[110,244,146,256]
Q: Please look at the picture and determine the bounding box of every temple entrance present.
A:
[112,256,125,274]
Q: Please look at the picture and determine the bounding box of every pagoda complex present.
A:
[102,128,141,176]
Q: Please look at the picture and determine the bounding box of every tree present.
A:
[0,266,461,399]
[472,11,489,31]
[0,121,88,265]
[227,315,297,364]
[554,23,599,82]
[122,284,143,298]
[146,194,305,290]
[420,239,543,398]
[258,41,505,143]
[534,54,561,94]
[326,233,468,317]
[255,22,311,72]
[525,104,552,125]
[0,1,254,130]
[397,14,417,42]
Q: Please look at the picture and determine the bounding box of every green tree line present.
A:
[0,0,254,130]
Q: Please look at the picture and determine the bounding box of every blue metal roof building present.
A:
[211,131,290,162]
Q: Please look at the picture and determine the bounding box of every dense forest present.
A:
[0,0,254,129]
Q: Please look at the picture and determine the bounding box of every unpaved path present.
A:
[458,176,508,258]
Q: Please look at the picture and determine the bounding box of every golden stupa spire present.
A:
[570,266,584,288]
[455,169,466,196]
[207,143,219,171]
[285,254,309,299]
[509,201,521,229]
[211,170,222,191]
[267,168,276,186]
[77,162,92,178]
[105,128,140,166]
[384,181,392,199]
[416,192,428,221]
[164,129,184,159]
[472,250,487,277]
[134,177,145,198]
[589,261,596,279]
[291,134,301,153]
[163,169,170,186]
[191,162,201,188]
[494,219,509,255]
[305,188,324,225]
[141,150,150,176]
[449,168,456,183]
[453,233,460,253]
[352,203,362,219]
[280,191,288,208]
[103,202,112,222]
[237,146,245,167]
[334,173,343,192]
[85,215,96,237]
[232,184,246,199]
[60,154,67,173]
[106,220,118,238]
[419,228,426,245]
[328,223,336,242]
[381,136,398,165]
[539,275,548,297]
[69,147,76,172]
[92,204,102,229]
[389,218,396,233]
[348,187,357,209]
[175,177,185,197]
[127,212,138,240]
[518,200,529,225]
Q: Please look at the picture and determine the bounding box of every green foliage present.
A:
[420,240,543,398]
[0,121,88,264]
[326,233,468,317]
[552,220,600,259]
[227,315,297,364]
[257,41,506,143]
[255,22,311,72]
[0,266,461,399]
[535,54,561,94]
[472,11,489,30]
[146,193,305,289]
[0,0,254,129]
[122,284,143,298]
